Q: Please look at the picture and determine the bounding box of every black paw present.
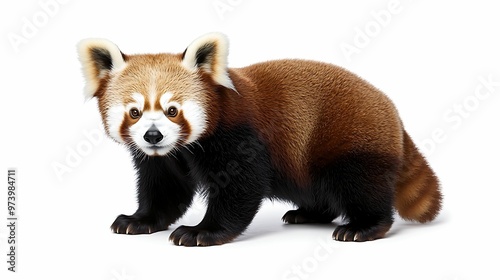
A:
[169,225,238,246]
[333,222,391,242]
[111,214,168,235]
[282,209,336,224]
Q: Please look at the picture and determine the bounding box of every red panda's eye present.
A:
[129,108,141,119]
[167,106,178,117]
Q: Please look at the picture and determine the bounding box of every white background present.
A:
[1,0,499,279]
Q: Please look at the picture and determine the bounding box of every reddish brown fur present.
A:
[395,132,442,222]
[219,60,403,185]
[206,59,440,222]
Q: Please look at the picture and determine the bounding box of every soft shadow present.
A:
[387,213,449,238]
[235,218,339,243]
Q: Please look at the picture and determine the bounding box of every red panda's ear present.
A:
[181,33,236,92]
[77,38,127,99]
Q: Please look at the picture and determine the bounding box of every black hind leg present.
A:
[325,152,400,242]
[282,208,338,224]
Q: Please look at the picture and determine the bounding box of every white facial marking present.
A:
[182,101,207,143]
[106,105,126,143]
[125,93,145,116]
[149,78,157,110]
[128,110,181,156]
[131,93,145,109]
[112,91,207,156]
[160,92,173,110]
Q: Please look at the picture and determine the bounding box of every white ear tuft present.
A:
[181,32,236,91]
[77,38,127,99]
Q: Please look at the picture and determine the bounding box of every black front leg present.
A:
[169,179,265,246]
[169,127,271,246]
[111,150,196,235]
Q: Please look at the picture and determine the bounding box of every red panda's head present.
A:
[77,33,235,156]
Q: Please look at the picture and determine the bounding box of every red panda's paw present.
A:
[169,225,238,247]
[282,209,314,224]
[110,214,169,235]
[282,208,337,224]
[333,222,392,242]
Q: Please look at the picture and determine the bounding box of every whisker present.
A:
[184,144,195,155]
[193,140,205,152]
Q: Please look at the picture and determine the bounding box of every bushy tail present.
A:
[395,131,442,223]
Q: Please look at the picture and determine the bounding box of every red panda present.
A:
[77,33,442,246]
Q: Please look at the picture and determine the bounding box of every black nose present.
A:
[143,127,163,145]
